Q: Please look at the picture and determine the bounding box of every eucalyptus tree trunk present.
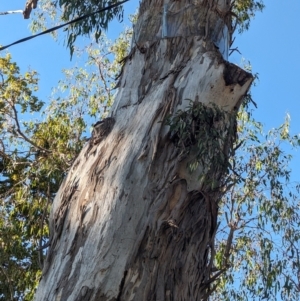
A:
[34,0,252,300]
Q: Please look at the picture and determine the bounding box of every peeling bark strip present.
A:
[34,1,253,300]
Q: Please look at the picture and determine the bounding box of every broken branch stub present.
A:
[23,0,38,19]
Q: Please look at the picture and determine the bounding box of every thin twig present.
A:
[0,265,14,301]
[229,47,241,56]
[97,58,111,101]
[38,185,51,269]
[11,104,51,153]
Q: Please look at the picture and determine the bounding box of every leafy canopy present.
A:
[213,104,300,301]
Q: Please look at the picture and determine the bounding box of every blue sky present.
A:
[232,0,300,130]
[0,0,299,171]
[232,0,300,182]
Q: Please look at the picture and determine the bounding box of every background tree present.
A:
[213,102,300,300]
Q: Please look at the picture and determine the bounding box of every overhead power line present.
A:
[0,0,129,52]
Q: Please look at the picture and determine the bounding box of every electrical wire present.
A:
[0,0,129,51]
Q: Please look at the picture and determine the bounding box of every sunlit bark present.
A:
[34,1,252,300]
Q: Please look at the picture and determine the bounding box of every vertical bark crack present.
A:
[116,270,128,301]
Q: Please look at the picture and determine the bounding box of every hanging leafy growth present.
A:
[233,0,265,32]
[166,101,236,176]
[29,0,126,56]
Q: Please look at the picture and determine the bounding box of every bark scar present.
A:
[85,117,115,157]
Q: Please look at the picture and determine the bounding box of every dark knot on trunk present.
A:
[91,117,116,145]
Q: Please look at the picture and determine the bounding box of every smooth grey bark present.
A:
[34,0,253,300]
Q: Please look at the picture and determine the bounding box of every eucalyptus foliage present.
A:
[212,103,300,301]
[166,101,236,176]
[30,0,126,56]
[233,0,265,32]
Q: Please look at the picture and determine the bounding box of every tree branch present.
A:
[11,104,51,153]
[0,10,23,16]
[0,265,14,301]
[23,0,38,19]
